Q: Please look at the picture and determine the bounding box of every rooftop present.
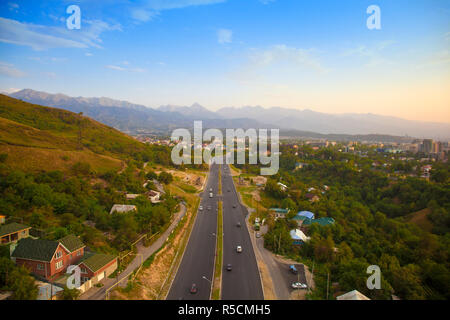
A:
[12,238,59,262]
[336,290,370,300]
[59,234,85,252]
[0,222,31,238]
[79,252,116,273]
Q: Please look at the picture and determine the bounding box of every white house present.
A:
[277,182,288,191]
[147,190,161,203]
[336,290,370,300]
[109,204,137,215]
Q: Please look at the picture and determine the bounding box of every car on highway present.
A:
[233,204,237,208]
[199,206,203,211]
[226,264,232,271]
[207,206,211,210]
[228,189,231,192]
[209,188,213,192]
[190,283,198,294]
[236,246,242,253]
[291,282,307,289]
[236,222,241,227]
[209,192,213,198]
[289,265,298,274]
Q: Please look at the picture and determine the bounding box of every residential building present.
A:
[109,204,137,214]
[77,252,118,291]
[277,182,288,191]
[336,290,370,300]
[146,190,161,203]
[0,222,31,245]
[297,211,315,220]
[11,235,85,280]
[126,194,139,200]
[269,208,290,219]
[305,193,320,202]
[303,217,335,227]
[290,229,310,245]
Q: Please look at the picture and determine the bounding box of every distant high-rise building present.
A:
[423,139,433,153]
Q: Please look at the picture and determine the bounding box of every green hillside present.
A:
[0,94,165,173]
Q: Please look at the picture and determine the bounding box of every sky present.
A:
[0,0,449,123]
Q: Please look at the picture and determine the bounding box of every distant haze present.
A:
[9,89,450,140]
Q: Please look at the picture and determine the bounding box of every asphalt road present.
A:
[166,163,219,300]
[221,164,264,300]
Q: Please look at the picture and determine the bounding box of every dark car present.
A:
[233,204,237,208]
[289,265,298,274]
[226,264,232,271]
[190,283,198,294]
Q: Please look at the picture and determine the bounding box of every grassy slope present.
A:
[0,94,151,173]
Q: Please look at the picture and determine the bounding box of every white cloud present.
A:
[42,71,57,78]
[249,44,327,73]
[8,2,19,12]
[342,41,396,67]
[0,61,26,78]
[217,28,232,44]
[0,87,20,94]
[105,64,146,73]
[129,0,226,22]
[85,52,93,56]
[0,17,121,50]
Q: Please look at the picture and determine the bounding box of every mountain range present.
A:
[8,89,450,140]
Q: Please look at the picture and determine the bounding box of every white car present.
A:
[199,206,203,211]
[291,282,307,289]
[236,246,242,253]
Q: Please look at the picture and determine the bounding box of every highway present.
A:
[221,164,264,300]
[166,162,219,300]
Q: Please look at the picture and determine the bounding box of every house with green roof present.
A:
[302,217,335,227]
[77,252,118,289]
[0,222,31,245]
[269,208,290,219]
[11,235,85,280]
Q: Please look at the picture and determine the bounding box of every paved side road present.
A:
[255,225,308,300]
[79,203,186,300]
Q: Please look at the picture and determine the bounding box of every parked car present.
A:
[291,282,307,289]
[255,232,261,238]
[289,265,298,274]
[190,283,198,294]
[226,264,232,271]
[236,222,241,227]
[236,246,242,253]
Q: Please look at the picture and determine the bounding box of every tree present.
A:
[158,171,173,184]
[0,258,38,300]
[62,286,80,300]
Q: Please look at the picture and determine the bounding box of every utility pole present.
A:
[278,233,281,253]
[326,272,330,300]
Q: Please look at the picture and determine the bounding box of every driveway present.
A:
[79,203,186,300]
[254,225,308,300]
